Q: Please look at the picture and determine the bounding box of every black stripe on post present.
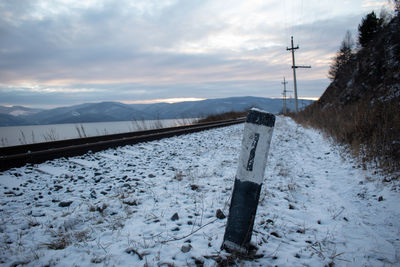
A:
[222,108,275,254]
[246,109,275,127]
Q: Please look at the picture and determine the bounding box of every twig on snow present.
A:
[161,218,218,244]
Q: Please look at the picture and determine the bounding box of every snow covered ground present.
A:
[0,116,399,266]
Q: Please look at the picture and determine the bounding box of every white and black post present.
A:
[222,108,275,254]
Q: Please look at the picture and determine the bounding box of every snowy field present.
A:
[0,116,399,266]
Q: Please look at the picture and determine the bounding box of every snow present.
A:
[35,165,73,177]
[0,116,399,266]
[0,174,23,188]
[69,159,99,169]
[98,153,123,161]
[249,107,270,114]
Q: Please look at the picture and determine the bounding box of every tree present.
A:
[379,8,393,26]
[394,0,400,13]
[358,11,382,47]
[328,31,354,80]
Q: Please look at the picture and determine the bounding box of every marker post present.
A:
[221,108,275,254]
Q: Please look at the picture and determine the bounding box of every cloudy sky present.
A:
[0,0,394,108]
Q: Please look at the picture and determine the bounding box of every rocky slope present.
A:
[319,15,400,107]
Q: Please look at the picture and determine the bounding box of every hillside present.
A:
[0,96,313,126]
[292,13,400,174]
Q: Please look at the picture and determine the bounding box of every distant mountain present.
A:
[0,105,42,117]
[131,96,312,119]
[0,114,29,126]
[25,102,151,125]
[0,96,313,126]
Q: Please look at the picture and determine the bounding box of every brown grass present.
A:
[289,98,400,174]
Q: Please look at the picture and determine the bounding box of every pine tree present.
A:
[394,0,400,13]
[328,31,354,80]
[358,11,382,47]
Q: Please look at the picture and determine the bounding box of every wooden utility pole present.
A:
[286,36,311,112]
[281,77,289,114]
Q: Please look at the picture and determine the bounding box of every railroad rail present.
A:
[0,118,245,171]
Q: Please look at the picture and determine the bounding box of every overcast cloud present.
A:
[0,0,393,107]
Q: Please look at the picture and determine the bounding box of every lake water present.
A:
[0,118,196,147]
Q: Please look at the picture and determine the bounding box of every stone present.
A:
[58,201,73,207]
[216,209,226,219]
[171,212,179,221]
[181,244,192,253]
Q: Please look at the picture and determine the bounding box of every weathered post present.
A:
[221,108,275,254]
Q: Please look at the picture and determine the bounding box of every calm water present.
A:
[0,118,196,147]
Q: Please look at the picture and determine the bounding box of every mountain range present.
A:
[0,96,313,126]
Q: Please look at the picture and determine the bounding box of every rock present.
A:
[378,196,384,201]
[266,219,274,224]
[97,203,107,213]
[122,183,131,189]
[58,201,73,207]
[54,185,63,191]
[270,232,281,238]
[216,209,226,219]
[125,247,143,260]
[9,260,30,267]
[192,257,204,267]
[181,244,192,253]
[123,199,138,206]
[91,257,104,264]
[171,212,179,221]
[190,184,199,191]
[383,177,392,182]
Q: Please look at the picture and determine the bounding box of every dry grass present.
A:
[289,98,400,175]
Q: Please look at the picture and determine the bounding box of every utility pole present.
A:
[281,77,289,114]
[286,36,311,112]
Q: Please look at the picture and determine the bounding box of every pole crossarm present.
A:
[286,46,299,51]
[293,65,311,69]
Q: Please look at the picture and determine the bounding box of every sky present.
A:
[0,0,395,108]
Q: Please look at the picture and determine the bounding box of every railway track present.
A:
[0,118,245,171]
